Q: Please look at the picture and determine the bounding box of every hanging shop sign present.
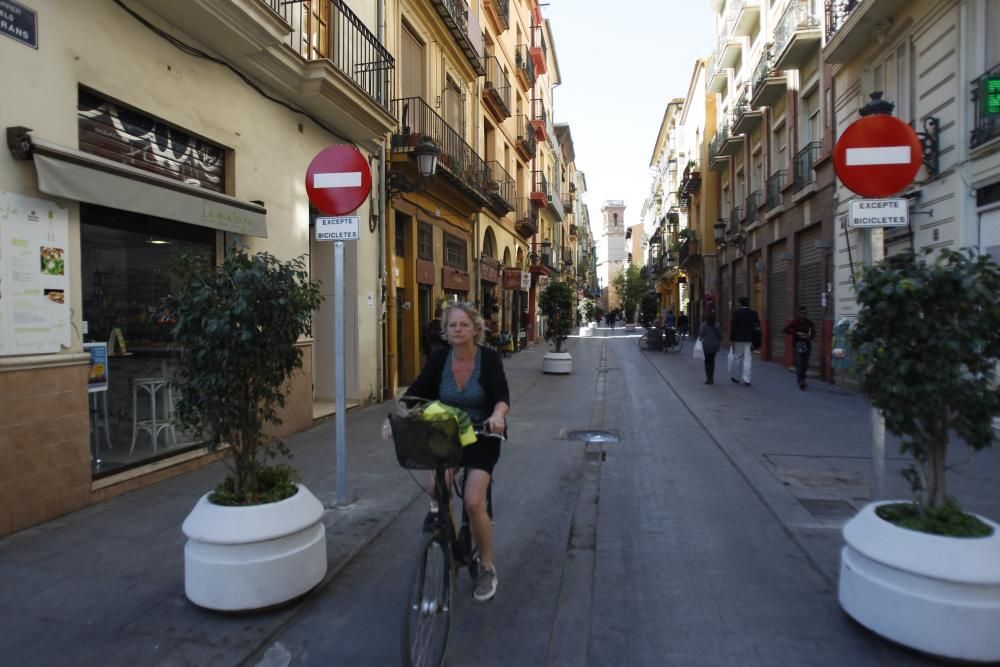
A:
[442,267,470,292]
[503,268,523,290]
[479,258,499,283]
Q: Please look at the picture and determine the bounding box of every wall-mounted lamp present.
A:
[387,136,440,199]
[714,219,727,247]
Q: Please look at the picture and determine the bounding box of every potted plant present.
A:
[538,279,574,373]
[578,296,596,336]
[164,249,325,612]
[639,292,659,329]
[838,249,1000,662]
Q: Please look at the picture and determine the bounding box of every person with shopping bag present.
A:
[696,312,723,384]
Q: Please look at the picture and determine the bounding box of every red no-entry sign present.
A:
[305,145,372,216]
[833,114,923,198]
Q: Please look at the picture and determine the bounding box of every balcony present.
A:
[750,46,787,107]
[729,0,761,37]
[569,224,579,238]
[678,235,701,268]
[708,127,730,171]
[429,0,486,75]
[515,115,537,160]
[792,141,821,191]
[515,197,538,238]
[391,97,491,205]
[772,0,822,71]
[530,29,548,75]
[717,20,747,69]
[530,170,549,207]
[825,0,911,64]
[562,246,574,267]
[138,0,397,146]
[514,45,536,90]
[678,162,702,207]
[547,176,565,221]
[971,64,1000,149]
[766,170,786,210]
[531,101,549,141]
[707,54,730,94]
[530,241,556,272]
[483,0,510,33]
[730,206,744,229]
[732,83,763,135]
[746,190,762,225]
[485,161,515,214]
[720,114,745,156]
[483,56,512,121]
[562,191,573,214]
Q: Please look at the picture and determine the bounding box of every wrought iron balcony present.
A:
[266,0,394,110]
[483,56,512,120]
[530,28,548,75]
[728,0,761,37]
[792,141,822,191]
[720,113,744,156]
[750,46,786,107]
[824,0,909,64]
[717,19,745,69]
[530,170,549,207]
[678,234,700,267]
[429,0,485,75]
[971,64,1000,149]
[391,97,491,205]
[707,52,729,94]
[766,170,786,210]
[709,126,730,171]
[730,206,744,230]
[515,197,538,238]
[562,191,573,214]
[773,0,822,71]
[530,241,556,270]
[485,161,515,214]
[515,115,537,159]
[514,44,536,89]
[746,190,762,225]
[531,101,549,141]
[483,0,510,32]
[731,83,763,135]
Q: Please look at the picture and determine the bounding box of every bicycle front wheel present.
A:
[402,529,453,667]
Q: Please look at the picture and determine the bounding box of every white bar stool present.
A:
[130,377,177,454]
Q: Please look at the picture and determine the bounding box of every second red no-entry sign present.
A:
[833,114,923,198]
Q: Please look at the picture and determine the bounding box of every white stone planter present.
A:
[839,501,1000,662]
[625,323,636,331]
[542,351,573,374]
[588,321,597,328]
[579,326,593,337]
[183,483,327,612]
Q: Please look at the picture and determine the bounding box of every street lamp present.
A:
[387,136,440,199]
[714,219,727,248]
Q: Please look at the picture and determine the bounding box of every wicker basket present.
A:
[389,413,463,469]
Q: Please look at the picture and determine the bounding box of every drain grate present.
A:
[798,498,856,519]
[564,430,620,443]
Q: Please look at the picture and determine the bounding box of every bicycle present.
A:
[637,328,664,351]
[388,405,505,667]
[662,326,684,354]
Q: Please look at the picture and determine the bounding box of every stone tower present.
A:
[597,200,626,310]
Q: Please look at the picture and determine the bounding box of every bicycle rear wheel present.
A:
[402,529,453,667]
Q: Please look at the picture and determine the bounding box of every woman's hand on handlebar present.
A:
[485,411,506,435]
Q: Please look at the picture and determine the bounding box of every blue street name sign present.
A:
[0,0,38,49]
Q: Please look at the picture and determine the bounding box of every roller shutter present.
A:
[768,242,789,360]
[719,265,730,338]
[797,225,825,373]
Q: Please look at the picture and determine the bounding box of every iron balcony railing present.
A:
[515,44,536,87]
[515,115,537,156]
[486,160,515,211]
[766,170,786,210]
[391,97,490,202]
[533,28,548,65]
[266,0,394,110]
[792,141,822,190]
[825,0,861,42]
[534,99,548,125]
[486,0,510,29]
[774,0,821,61]
[516,197,538,236]
[971,64,1000,148]
[731,83,753,134]
[746,190,761,225]
[428,0,484,74]
[532,170,549,201]
[531,242,555,270]
[752,46,777,98]
[709,125,729,163]
[484,56,512,117]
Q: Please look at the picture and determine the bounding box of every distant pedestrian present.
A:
[677,312,690,338]
[783,307,816,390]
[664,310,676,329]
[729,297,760,386]
[698,311,723,384]
[422,307,446,356]
[609,310,616,329]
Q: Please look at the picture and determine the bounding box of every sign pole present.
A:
[334,240,347,506]
[860,228,886,500]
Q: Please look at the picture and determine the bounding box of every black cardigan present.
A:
[405,345,510,410]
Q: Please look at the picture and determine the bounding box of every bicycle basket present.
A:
[389,413,464,469]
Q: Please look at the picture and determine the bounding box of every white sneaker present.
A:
[473,565,498,602]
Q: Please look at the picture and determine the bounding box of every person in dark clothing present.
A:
[729,296,760,386]
[422,307,446,356]
[677,312,690,338]
[698,311,723,384]
[783,307,816,390]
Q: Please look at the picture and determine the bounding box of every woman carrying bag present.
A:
[697,312,723,384]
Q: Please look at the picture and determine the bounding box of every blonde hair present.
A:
[443,302,487,345]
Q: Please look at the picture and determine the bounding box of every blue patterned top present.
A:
[439,348,490,423]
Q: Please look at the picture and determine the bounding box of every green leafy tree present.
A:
[612,264,645,322]
[850,250,1000,526]
[639,292,660,328]
[578,297,596,323]
[539,279,574,353]
[164,249,322,505]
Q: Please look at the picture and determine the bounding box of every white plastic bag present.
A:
[728,347,735,375]
[693,338,705,361]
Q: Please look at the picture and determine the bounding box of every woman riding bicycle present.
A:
[404,301,510,602]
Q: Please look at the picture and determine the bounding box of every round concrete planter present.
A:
[839,501,1000,662]
[579,326,594,337]
[542,351,573,374]
[182,483,327,612]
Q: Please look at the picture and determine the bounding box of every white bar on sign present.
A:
[845,146,910,166]
[314,172,362,188]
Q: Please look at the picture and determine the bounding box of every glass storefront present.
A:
[81,203,215,477]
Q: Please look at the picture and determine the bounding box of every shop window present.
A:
[443,233,468,270]
[418,221,433,261]
[81,203,215,478]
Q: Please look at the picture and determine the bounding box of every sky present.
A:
[543,1,715,237]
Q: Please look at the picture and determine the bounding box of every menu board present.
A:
[0,192,71,355]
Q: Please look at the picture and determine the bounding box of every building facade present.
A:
[596,200,627,311]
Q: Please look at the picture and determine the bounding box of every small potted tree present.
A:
[578,296,596,336]
[538,279,574,374]
[839,249,1000,662]
[165,249,325,612]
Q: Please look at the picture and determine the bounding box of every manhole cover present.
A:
[798,498,856,519]
[564,430,620,443]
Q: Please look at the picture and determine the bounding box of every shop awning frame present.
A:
[7,128,268,238]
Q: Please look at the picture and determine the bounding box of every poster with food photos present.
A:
[0,192,71,355]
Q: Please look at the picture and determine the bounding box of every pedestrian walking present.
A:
[698,311,723,384]
[783,307,816,390]
[729,296,760,386]
[422,307,446,356]
[677,312,690,338]
[609,309,616,329]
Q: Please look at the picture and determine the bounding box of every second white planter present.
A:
[542,351,573,374]
[839,501,1000,662]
